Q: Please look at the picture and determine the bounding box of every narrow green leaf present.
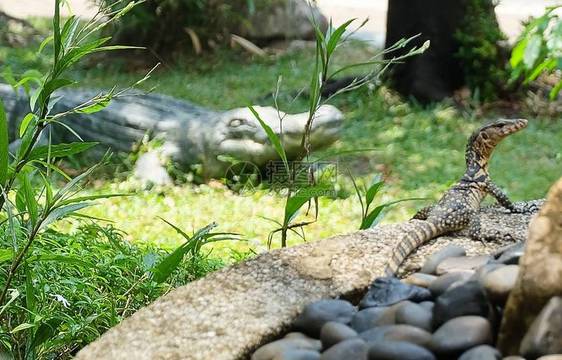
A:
[549,80,562,100]
[37,35,54,55]
[365,181,384,209]
[13,73,43,92]
[30,319,62,349]
[510,37,528,68]
[33,160,71,181]
[248,106,289,172]
[11,323,35,334]
[55,37,111,75]
[21,174,38,225]
[0,249,13,263]
[19,113,37,137]
[25,265,36,316]
[150,243,189,284]
[17,116,40,161]
[53,164,99,203]
[60,15,79,49]
[527,58,556,82]
[28,142,98,161]
[326,19,355,57]
[28,254,93,267]
[36,78,74,110]
[0,289,20,317]
[40,202,93,230]
[38,172,53,207]
[159,217,192,242]
[93,45,145,53]
[57,193,130,207]
[284,184,331,226]
[53,0,62,63]
[360,198,426,230]
[76,98,111,114]
[523,34,542,69]
[16,187,27,214]
[0,99,8,185]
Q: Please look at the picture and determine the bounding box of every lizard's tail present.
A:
[384,220,442,277]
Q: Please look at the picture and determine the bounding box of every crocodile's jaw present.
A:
[216,105,343,166]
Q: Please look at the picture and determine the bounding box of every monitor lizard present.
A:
[384,118,539,276]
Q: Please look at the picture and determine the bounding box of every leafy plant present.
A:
[349,175,423,230]
[510,5,562,100]
[151,219,239,283]
[0,222,224,359]
[253,18,429,247]
[454,0,509,101]
[98,0,263,54]
[0,1,160,358]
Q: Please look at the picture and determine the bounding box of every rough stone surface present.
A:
[499,178,562,355]
[430,316,493,355]
[520,297,562,359]
[76,204,535,360]
[458,345,501,360]
[367,340,436,360]
[359,277,431,308]
[436,255,493,275]
[482,265,519,304]
[420,244,466,274]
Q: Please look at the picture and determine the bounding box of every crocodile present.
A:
[0,84,343,181]
[384,118,539,276]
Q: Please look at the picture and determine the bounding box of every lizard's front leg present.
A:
[485,181,540,214]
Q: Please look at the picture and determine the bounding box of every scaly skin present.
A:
[384,119,532,276]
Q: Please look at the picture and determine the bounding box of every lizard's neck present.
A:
[462,139,493,184]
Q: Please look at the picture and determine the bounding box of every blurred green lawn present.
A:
[2,28,561,256]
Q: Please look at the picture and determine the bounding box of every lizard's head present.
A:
[465,118,527,174]
[477,118,528,144]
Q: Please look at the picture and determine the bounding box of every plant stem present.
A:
[0,219,42,306]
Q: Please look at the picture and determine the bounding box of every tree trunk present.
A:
[384,0,483,102]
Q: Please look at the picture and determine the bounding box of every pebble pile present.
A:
[251,243,562,360]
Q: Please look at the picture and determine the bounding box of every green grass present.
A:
[2,30,561,255]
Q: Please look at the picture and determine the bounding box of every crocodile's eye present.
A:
[229,118,246,127]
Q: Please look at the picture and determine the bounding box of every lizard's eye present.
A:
[481,133,489,140]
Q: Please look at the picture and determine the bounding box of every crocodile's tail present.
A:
[384,220,443,277]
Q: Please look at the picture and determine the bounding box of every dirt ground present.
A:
[0,0,558,43]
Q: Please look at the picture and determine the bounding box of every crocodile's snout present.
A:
[218,105,343,165]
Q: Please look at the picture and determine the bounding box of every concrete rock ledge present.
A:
[76,205,537,360]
